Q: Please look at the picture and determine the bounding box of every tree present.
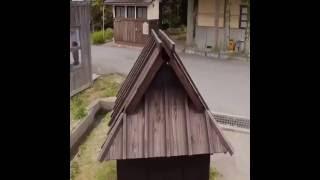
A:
[91,0,113,32]
[160,0,187,29]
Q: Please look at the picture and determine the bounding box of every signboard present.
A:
[142,22,149,35]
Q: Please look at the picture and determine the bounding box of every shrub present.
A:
[92,31,106,44]
[104,28,113,40]
[91,28,113,45]
[209,167,222,180]
[70,96,87,120]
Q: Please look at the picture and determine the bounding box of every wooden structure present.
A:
[98,29,233,180]
[104,0,160,46]
[70,1,92,96]
[186,0,249,53]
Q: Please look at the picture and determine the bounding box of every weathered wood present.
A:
[70,3,92,96]
[164,80,171,157]
[184,96,193,155]
[173,52,209,110]
[206,110,234,155]
[113,18,158,45]
[205,111,213,154]
[144,96,149,158]
[111,38,155,123]
[122,113,127,159]
[98,113,124,161]
[169,59,204,111]
[99,30,234,161]
[126,47,162,113]
[158,29,175,51]
[151,29,162,45]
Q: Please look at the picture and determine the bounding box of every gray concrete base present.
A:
[70,97,116,160]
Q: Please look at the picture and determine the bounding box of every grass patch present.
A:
[165,25,186,42]
[91,28,113,45]
[71,96,87,120]
[71,112,117,180]
[70,73,125,123]
[209,167,222,180]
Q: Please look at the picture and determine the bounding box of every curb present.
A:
[70,97,116,160]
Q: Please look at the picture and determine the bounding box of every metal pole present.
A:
[102,4,105,38]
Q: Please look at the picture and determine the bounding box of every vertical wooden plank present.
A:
[189,103,209,154]
[144,95,148,158]
[205,111,213,154]
[148,91,154,157]
[122,113,127,159]
[170,88,178,156]
[149,83,166,157]
[164,81,171,157]
[184,96,193,155]
[176,89,187,155]
[136,104,144,158]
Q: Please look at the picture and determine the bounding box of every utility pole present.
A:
[102,4,105,38]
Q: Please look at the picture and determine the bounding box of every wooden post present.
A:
[186,0,194,46]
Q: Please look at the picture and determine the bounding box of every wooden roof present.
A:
[98,30,234,161]
[104,0,153,5]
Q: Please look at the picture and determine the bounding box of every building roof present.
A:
[104,0,153,5]
[98,30,234,161]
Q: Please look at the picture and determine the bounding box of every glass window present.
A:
[70,27,81,67]
[115,6,125,18]
[239,5,248,29]
[136,7,147,19]
[127,6,135,18]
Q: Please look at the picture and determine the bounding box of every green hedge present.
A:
[91,28,113,45]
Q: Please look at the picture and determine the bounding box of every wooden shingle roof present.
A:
[98,30,234,161]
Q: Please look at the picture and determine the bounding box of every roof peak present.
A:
[98,29,234,161]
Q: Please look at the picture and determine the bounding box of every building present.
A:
[104,0,160,46]
[98,29,233,180]
[186,0,249,53]
[70,0,93,96]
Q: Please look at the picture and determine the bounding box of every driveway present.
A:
[91,43,250,118]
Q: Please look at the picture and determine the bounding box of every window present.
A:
[115,6,125,18]
[136,7,147,19]
[70,27,81,67]
[239,5,248,29]
[127,6,135,18]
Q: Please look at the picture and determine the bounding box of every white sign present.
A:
[142,22,149,35]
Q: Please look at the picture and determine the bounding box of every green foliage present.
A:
[209,167,222,180]
[91,0,113,31]
[71,112,116,180]
[92,73,121,97]
[70,160,80,179]
[166,25,186,35]
[91,28,113,45]
[70,74,124,122]
[92,31,105,44]
[70,96,87,120]
[160,0,187,29]
[104,28,113,40]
